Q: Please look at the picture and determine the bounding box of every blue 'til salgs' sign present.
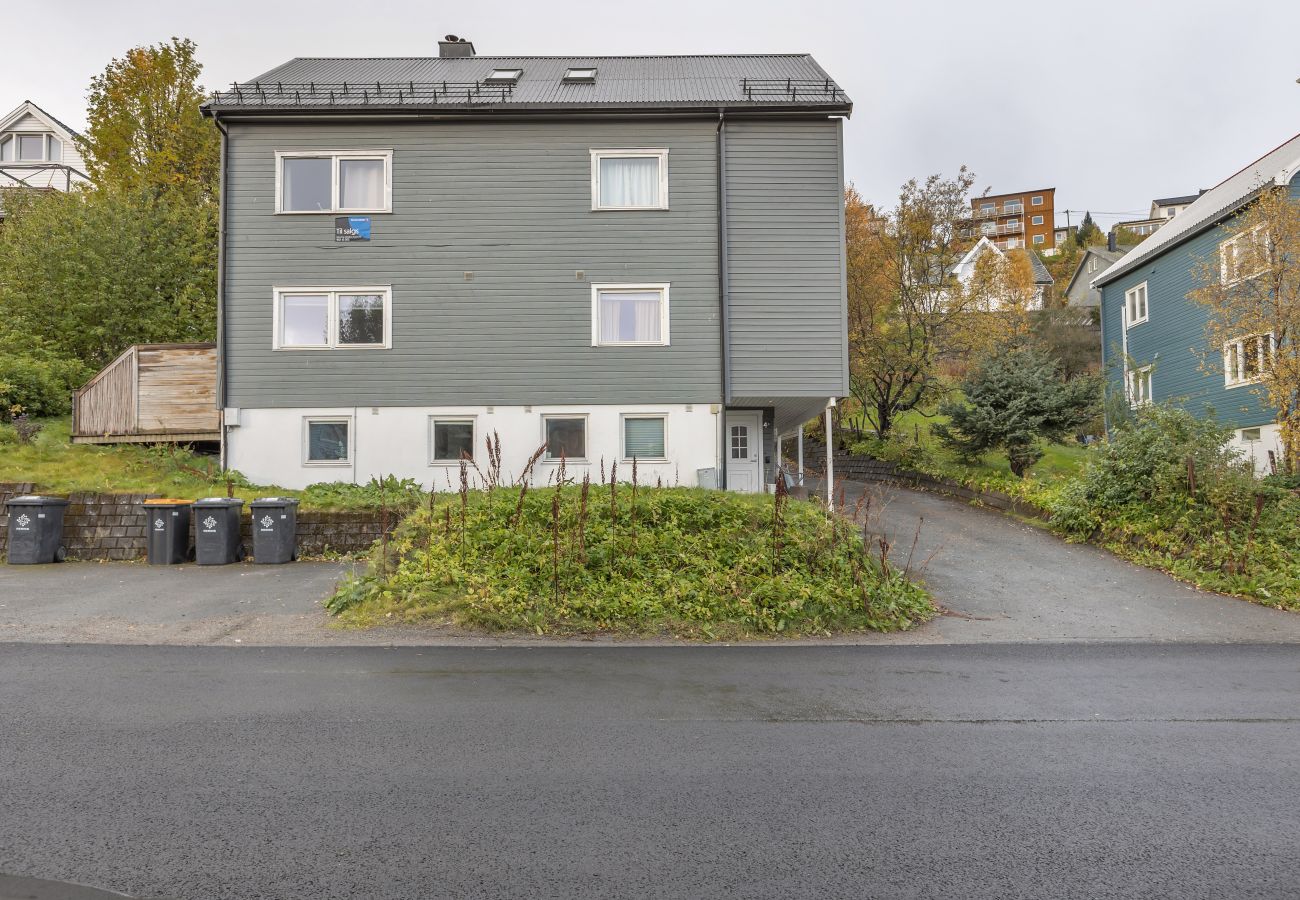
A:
[335,216,372,242]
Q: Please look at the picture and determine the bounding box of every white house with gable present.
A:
[0,100,90,218]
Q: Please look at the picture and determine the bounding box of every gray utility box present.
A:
[192,498,246,565]
[5,495,69,564]
[144,500,192,565]
[250,497,299,564]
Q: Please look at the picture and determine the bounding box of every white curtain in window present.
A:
[339,159,384,209]
[599,157,660,207]
[600,291,661,343]
[282,294,329,346]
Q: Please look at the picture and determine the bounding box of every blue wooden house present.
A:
[1095,131,1300,473]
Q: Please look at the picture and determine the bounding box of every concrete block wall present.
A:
[0,484,393,560]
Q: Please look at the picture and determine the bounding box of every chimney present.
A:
[1107,230,1118,253]
[439,35,475,58]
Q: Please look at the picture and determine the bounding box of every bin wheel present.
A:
[291,550,299,562]
[235,544,247,562]
[53,545,67,563]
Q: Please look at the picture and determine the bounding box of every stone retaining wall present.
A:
[801,443,1051,522]
[0,483,392,560]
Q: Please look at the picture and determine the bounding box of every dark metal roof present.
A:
[1151,193,1200,206]
[1025,250,1054,285]
[203,54,851,116]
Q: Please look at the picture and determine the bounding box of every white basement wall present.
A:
[225,404,722,490]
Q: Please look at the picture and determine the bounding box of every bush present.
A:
[1050,405,1299,607]
[299,475,426,511]
[327,484,933,638]
[0,352,88,420]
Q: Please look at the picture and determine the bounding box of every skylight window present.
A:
[564,67,597,83]
[485,68,522,84]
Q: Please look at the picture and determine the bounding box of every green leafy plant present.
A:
[326,484,932,639]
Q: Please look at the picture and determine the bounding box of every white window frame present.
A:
[1033,234,1046,245]
[1088,258,1099,273]
[563,67,597,83]
[1031,214,1044,226]
[1003,202,1023,215]
[486,68,522,84]
[272,286,392,350]
[1219,224,1268,285]
[1031,195,1044,206]
[303,416,352,467]
[1,132,61,162]
[591,283,670,347]
[428,415,477,465]
[620,413,669,462]
[541,413,590,463]
[1125,281,1148,328]
[1223,334,1274,388]
[274,150,393,214]
[590,149,669,211]
[1126,365,1153,409]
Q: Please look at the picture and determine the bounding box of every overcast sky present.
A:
[9,0,1299,229]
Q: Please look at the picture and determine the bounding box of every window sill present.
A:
[429,460,475,466]
[304,460,351,467]
[1225,378,1264,390]
[273,345,391,351]
[1125,319,1149,329]
[591,206,670,212]
[592,342,670,348]
[622,457,668,464]
[541,458,590,465]
[275,209,391,216]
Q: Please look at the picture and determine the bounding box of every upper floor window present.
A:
[273,286,391,350]
[1031,195,1044,206]
[1033,234,1045,245]
[1220,225,1268,285]
[1003,201,1023,215]
[1125,282,1148,327]
[276,150,391,214]
[591,149,668,210]
[1031,215,1044,225]
[1224,334,1274,387]
[0,132,61,162]
[1127,365,1153,408]
[592,284,669,346]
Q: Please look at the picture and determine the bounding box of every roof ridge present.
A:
[278,53,814,61]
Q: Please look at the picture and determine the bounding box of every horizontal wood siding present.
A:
[223,120,723,407]
[1100,175,1300,429]
[724,118,848,400]
[73,347,136,435]
[136,346,219,433]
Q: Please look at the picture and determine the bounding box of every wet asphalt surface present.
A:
[3,485,1300,898]
[2,642,1299,900]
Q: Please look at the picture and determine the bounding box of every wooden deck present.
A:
[71,343,221,444]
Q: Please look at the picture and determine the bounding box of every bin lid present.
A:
[250,496,300,507]
[143,498,194,506]
[5,494,69,506]
[192,497,245,507]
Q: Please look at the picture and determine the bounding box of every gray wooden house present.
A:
[201,38,850,491]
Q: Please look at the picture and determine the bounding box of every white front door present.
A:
[724,412,763,492]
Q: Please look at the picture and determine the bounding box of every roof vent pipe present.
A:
[439,35,476,58]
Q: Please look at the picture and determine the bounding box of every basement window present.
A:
[564,67,597,83]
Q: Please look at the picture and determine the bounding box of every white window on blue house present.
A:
[1126,366,1153,408]
[1220,226,1268,285]
[1224,334,1274,388]
[1125,282,1148,327]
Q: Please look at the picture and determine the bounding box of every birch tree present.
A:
[1190,186,1300,472]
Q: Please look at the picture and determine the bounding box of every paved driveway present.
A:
[1,484,1298,646]
[851,481,1300,643]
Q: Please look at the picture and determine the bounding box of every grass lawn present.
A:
[842,403,1091,507]
[0,418,413,511]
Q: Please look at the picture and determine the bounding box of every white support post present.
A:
[825,405,834,509]
[776,434,783,478]
[797,426,805,485]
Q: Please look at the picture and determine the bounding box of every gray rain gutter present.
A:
[716,108,731,487]
[213,115,229,470]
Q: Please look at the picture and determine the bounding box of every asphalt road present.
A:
[3,643,1299,899]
